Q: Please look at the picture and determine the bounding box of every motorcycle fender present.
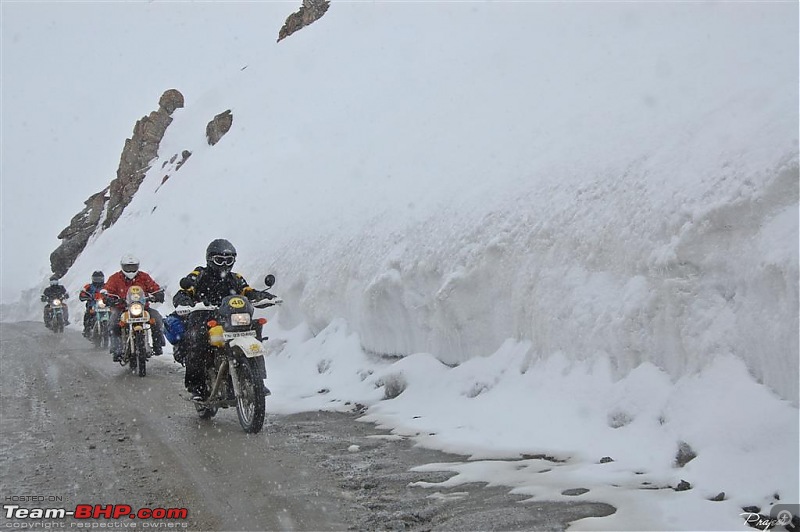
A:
[229,336,264,358]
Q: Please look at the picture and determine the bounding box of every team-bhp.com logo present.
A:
[4,504,188,520]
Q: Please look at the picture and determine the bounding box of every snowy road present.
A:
[0,322,614,531]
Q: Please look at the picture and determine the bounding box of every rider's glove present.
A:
[41,295,47,302]
[248,290,275,302]
[173,292,195,307]
[149,290,165,303]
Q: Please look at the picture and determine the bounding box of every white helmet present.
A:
[120,253,140,280]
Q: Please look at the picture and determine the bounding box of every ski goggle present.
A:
[122,264,139,273]
[210,254,235,267]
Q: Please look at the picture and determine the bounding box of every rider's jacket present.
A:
[79,284,104,307]
[43,284,68,301]
[174,266,256,307]
[103,271,162,310]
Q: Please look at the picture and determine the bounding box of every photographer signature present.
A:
[740,510,793,529]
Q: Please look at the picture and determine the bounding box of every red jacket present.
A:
[79,284,105,307]
[103,271,161,310]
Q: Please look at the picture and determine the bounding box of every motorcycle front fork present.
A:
[208,358,242,400]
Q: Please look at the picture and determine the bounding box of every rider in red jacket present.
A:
[103,254,165,360]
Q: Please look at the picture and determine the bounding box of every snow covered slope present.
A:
[64,1,797,401]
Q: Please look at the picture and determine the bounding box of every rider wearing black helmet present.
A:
[172,239,276,400]
[41,276,70,326]
[79,271,105,338]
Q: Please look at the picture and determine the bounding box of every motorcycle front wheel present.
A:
[100,322,109,349]
[234,353,266,434]
[53,315,64,333]
[92,324,102,349]
[134,332,147,377]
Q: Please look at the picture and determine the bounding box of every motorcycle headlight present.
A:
[97,300,106,309]
[52,299,61,306]
[230,313,251,327]
[130,302,144,317]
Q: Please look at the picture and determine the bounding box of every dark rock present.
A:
[175,150,192,170]
[674,441,697,467]
[599,456,614,464]
[159,89,184,114]
[709,492,725,501]
[742,506,761,514]
[206,110,233,146]
[674,480,692,491]
[278,0,330,42]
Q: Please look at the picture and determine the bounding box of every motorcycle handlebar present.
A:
[252,297,283,308]
[174,297,282,316]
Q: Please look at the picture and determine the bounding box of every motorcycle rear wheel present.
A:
[235,354,266,434]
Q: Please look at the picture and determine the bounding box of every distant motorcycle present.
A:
[106,286,162,377]
[88,299,111,349]
[175,275,282,434]
[41,295,66,334]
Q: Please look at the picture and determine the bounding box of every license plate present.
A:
[127,317,148,324]
[223,330,256,339]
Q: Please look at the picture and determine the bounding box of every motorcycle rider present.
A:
[79,271,105,338]
[103,254,165,361]
[41,276,70,327]
[172,238,276,401]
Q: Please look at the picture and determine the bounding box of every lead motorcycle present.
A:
[107,286,163,377]
[175,275,282,434]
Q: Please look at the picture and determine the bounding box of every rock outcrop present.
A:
[49,89,184,277]
[278,0,330,42]
[104,90,184,229]
[206,110,233,146]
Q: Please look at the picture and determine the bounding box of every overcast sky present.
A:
[0,1,289,302]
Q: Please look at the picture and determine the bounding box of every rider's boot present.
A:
[110,337,122,361]
[190,385,207,402]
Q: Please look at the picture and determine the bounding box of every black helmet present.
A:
[91,271,105,286]
[206,239,237,272]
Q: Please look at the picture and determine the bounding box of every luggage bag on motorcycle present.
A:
[163,314,185,345]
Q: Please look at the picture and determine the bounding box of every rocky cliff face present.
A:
[278,0,330,42]
[49,2,331,279]
[49,89,184,277]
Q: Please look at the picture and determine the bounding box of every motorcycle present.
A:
[88,298,112,349]
[107,286,162,377]
[41,296,66,333]
[175,275,282,434]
